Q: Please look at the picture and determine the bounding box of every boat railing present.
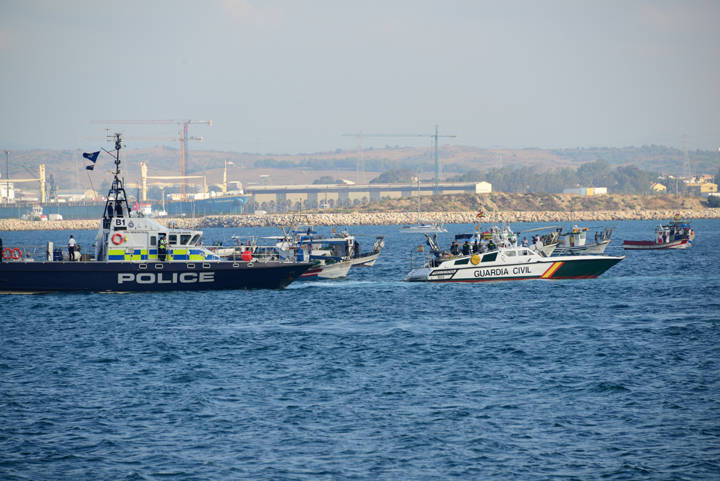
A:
[0,244,94,262]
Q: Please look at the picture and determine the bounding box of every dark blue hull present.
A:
[0,260,312,292]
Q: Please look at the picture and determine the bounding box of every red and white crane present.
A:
[91,119,211,197]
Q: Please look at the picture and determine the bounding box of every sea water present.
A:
[1,219,719,480]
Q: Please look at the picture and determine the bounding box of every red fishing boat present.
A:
[623,214,694,250]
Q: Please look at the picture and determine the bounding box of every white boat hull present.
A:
[406,250,623,283]
[350,251,381,267]
[399,225,447,233]
[299,260,353,280]
[553,239,611,256]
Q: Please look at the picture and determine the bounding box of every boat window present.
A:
[519,249,530,256]
[190,234,201,245]
[150,235,157,246]
[505,250,517,257]
[169,234,178,245]
[455,258,469,265]
[181,234,192,245]
[481,252,497,263]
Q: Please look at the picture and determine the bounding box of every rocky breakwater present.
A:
[196,208,720,228]
[1,209,718,232]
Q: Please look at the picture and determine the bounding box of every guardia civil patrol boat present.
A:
[0,134,313,293]
[406,229,624,283]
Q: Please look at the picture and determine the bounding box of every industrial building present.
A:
[245,181,492,208]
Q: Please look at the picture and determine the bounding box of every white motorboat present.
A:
[399,221,447,234]
[406,245,623,283]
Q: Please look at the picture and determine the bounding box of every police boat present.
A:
[0,134,313,293]
[406,228,624,283]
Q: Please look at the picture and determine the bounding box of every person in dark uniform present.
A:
[354,241,360,258]
[488,239,496,251]
[473,241,479,254]
[462,240,470,256]
[158,235,167,261]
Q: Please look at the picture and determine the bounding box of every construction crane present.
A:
[342,125,457,194]
[3,165,46,203]
[22,164,56,202]
[91,119,211,197]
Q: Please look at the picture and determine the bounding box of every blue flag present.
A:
[83,151,100,163]
[86,165,94,171]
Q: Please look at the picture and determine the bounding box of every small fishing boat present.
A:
[267,219,385,279]
[553,226,614,256]
[623,215,694,250]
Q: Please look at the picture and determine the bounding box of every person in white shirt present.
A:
[68,235,76,261]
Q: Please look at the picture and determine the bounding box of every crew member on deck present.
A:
[462,241,470,256]
[158,234,167,261]
[68,235,76,261]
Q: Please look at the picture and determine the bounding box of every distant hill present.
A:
[2,144,716,195]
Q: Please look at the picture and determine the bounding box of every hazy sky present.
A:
[1,0,719,154]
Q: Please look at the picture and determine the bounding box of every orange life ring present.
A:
[11,248,22,260]
[112,233,124,245]
[2,248,12,259]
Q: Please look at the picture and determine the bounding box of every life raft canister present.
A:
[112,233,124,245]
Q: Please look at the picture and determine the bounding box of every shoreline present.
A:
[1,209,717,232]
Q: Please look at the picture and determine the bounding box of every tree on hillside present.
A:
[576,159,611,187]
[312,175,337,184]
[370,169,415,184]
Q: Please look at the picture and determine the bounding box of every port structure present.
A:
[91,119,211,198]
[342,125,457,195]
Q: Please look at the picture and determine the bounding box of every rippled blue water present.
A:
[1,219,719,480]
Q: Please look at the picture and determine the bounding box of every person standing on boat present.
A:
[158,235,167,261]
[522,237,528,248]
[595,232,599,245]
[450,240,460,255]
[68,235,76,261]
[473,241,480,254]
[462,241,470,256]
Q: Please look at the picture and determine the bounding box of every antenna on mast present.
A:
[683,132,691,179]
